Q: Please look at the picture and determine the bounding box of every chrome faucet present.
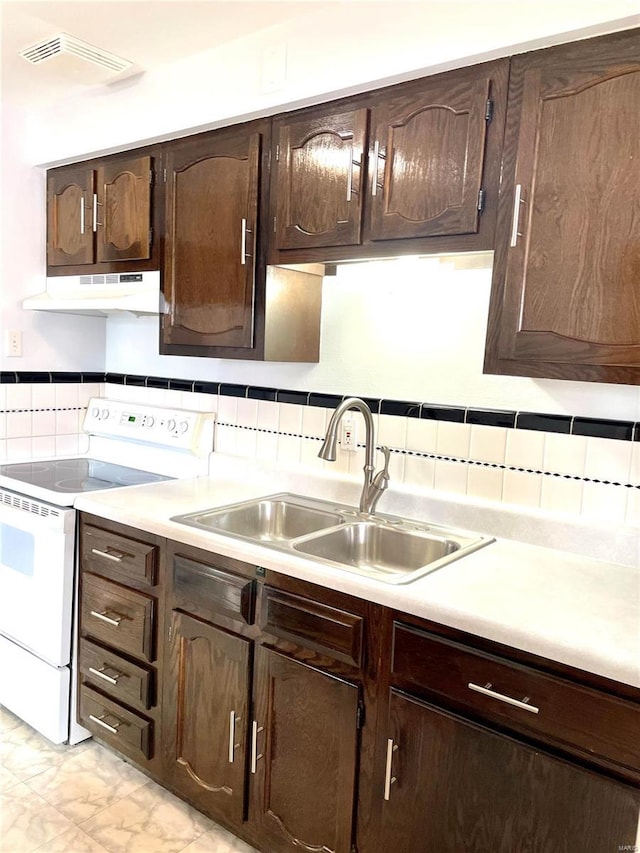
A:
[318,397,391,516]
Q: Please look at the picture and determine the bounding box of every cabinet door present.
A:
[368,67,492,241]
[96,155,152,263]
[249,646,359,853]
[484,30,640,384]
[47,166,95,266]
[376,689,640,853]
[163,611,251,825]
[273,108,368,250]
[162,127,262,350]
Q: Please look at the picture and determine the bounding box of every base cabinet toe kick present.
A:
[77,512,640,853]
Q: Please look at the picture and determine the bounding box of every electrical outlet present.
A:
[5,330,22,358]
[341,417,358,452]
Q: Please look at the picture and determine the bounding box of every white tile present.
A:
[215,424,237,456]
[6,438,33,460]
[77,384,103,408]
[54,384,79,409]
[277,435,301,466]
[256,400,279,431]
[630,442,640,486]
[302,406,327,438]
[0,438,7,461]
[502,469,542,509]
[6,384,32,410]
[331,446,351,476]
[256,431,278,462]
[55,435,79,456]
[403,454,436,490]
[505,429,546,471]
[466,465,504,502]
[217,395,238,425]
[235,429,258,459]
[78,433,90,454]
[6,411,32,439]
[540,475,583,515]
[387,449,405,483]
[584,436,632,484]
[0,412,6,439]
[624,487,640,526]
[31,410,57,437]
[436,422,470,460]
[406,418,438,454]
[300,438,326,471]
[580,482,628,525]
[187,392,217,413]
[0,782,74,853]
[32,385,57,409]
[0,384,6,409]
[236,398,258,428]
[31,437,57,458]
[378,414,407,449]
[469,425,507,465]
[543,433,587,477]
[278,403,303,435]
[434,459,468,495]
[55,409,79,435]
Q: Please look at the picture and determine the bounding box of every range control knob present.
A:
[146,416,155,428]
[167,418,176,432]
[101,408,110,420]
[177,420,189,435]
[91,407,100,418]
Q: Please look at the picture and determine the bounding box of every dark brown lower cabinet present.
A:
[163,611,251,826]
[249,646,360,853]
[377,689,640,853]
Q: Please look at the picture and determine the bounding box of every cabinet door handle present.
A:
[80,197,86,235]
[250,720,264,774]
[468,682,539,714]
[91,547,126,562]
[241,218,253,265]
[346,145,359,202]
[88,665,122,685]
[228,710,241,764]
[371,140,380,197]
[90,610,123,627]
[88,713,121,734]
[383,738,398,801]
[509,184,525,247]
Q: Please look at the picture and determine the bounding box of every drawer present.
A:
[173,555,256,625]
[81,524,158,587]
[79,638,153,711]
[261,586,363,667]
[82,573,155,662]
[79,685,153,763]
[391,622,640,773]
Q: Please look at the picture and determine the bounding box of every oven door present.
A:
[0,490,76,667]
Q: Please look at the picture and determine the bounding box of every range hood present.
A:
[23,271,161,316]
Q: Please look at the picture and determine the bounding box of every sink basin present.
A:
[292,522,460,581]
[172,495,344,543]
[171,493,494,584]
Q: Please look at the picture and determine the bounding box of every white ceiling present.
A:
[0,0,337,101]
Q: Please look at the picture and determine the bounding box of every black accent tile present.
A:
[572,417,634,441]
[146,376,171,389]
[194,380,220,395]
[516,412,571,434]
[169,378,194,391]
[276,389,309,405]
[380,399,421,418]
[467,408,516,428]
[635,424,640,443]
[17,372,51,384]
[0,372,17,384]
[248,386,277,402]
[309,393,343,409]
[124,374,146,386]
[219,383,247,398]
[104,373,125,385]
[50,371,82,383]
[81,372,106,383]
[420,405,466,423]
[361,397,381,415]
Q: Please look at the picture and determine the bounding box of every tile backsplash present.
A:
[1,371,639,528]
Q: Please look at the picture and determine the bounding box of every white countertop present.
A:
[75,456,640,690]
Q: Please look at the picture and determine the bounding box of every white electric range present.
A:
[0,397,215,744]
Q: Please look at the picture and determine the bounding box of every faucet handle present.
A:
[378,445,391,478]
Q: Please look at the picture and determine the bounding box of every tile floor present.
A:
[0,707,259,853]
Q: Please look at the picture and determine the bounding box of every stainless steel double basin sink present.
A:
[171,493,494,585]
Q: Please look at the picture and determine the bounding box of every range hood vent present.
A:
[20,33,132,85]
[23,271,161,317]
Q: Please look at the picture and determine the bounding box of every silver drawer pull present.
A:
[88,713,121,734]
[91,547,126,562]
[383,738,398,801]
[468,682,539,714]
[88,666,122,685]
[90,610,123,627]
[250,720,264,774]
[228,710,241,764]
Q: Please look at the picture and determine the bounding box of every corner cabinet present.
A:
[160,120,270,357]
[47,152,159,275]
[484,28,640,385]
[269,59,509,263]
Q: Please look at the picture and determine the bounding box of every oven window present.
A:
[0,524,35,576]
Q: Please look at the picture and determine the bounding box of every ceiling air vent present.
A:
[20,33,132,84]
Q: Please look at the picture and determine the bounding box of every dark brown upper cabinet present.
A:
[160,120,269,356]
[484,28,640,385]
[269,58,509,264]
[47,153,157,275]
